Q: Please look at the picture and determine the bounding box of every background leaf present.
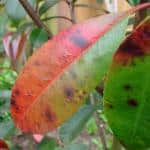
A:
[29,28,49,48]
[127,0,140,6]
[37,137,57,150]
[59,104,96,144]
[104,17,150,149]
[56,143,88,150]
[0,90,15,138]
[5,0,36,20]
[39,0,59,16]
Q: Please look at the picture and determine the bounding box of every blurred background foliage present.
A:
[0,0,149,149]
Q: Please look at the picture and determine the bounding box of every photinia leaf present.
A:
[0,139,9,150]
[104,17,150,149]
[11,3,150,134]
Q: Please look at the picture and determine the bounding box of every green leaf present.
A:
[5,0,36,20]
[97,0,104,3]
[0,12,8,37]
[39,0,59,15]
[37,137,57,150]
[55,143,88,150]
[0,120,15,138]
[59,104,96,144]
[104,17,150,149]
[127,0,140,5]
[29,28,49,48]
[0,91,15,138]
[86,118,98,135]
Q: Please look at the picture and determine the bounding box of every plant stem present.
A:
[90,94,107,150]
[66,0,76,23]
[42,16,73,23]
[18,0,53,38]
[95,113,107,150]
[111,136,122,150]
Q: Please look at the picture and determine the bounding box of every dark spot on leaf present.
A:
[44,109,56,122]
[14,89,20,96]
[119,38,144,57]
[82,91,87,95]
[11,97,20,112]
[105,102,113,109]
[34,61,41,66]
[114,20,150,65]
[141,24,150,39]
[10,98,16,106]
[64,87,74,100]
[127,99,138,107]
[70,34,88,48]
[124,84,132,91]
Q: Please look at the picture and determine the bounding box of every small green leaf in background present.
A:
[127,0,140,5]
[29,28,49,48]
[97,0,104,3]
[59,104,96,144]
[5,0,36,20]
[0,12,8,37]
[37,137,57,150]
[39,0,59,16]
[86,118,98,135]
[0,90,15,138]
[56,143,88,150]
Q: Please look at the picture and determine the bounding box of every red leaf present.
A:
[0,139,9,150]
[11,3,150,134]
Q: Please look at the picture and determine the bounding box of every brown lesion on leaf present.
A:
[127,98,138,107]
[105,100,113,109]
[10,97,21,113]
[44,108,56,122]
[13,89,20,96]
[64,87,74,101]
[114,18,150,65]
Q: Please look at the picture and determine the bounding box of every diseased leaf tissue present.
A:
[104,17,150,150]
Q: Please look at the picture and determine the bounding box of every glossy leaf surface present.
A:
[11,4,150,134]
[104,17,150,149]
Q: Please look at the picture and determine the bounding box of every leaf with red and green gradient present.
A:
[104,17,150,149]
[3,32,27,60]
[0,139,9,150]
[11,3,150,134]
